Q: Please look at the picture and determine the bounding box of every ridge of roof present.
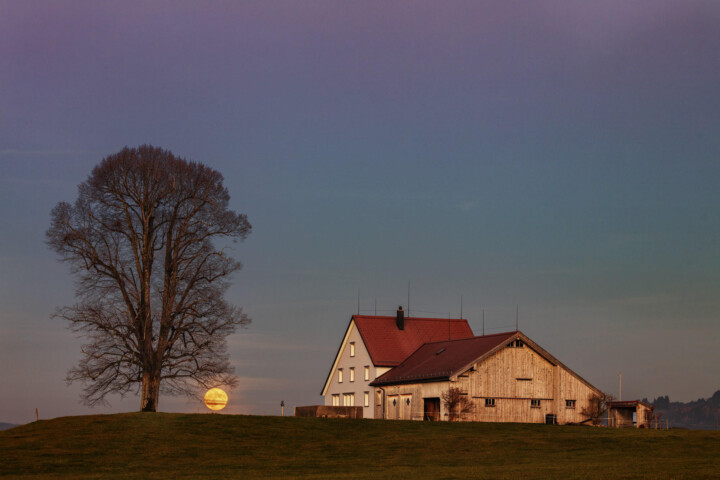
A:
[352,315,469,322]
[416,330,519,347]
[353,314,474,367]
[371,332,517,386]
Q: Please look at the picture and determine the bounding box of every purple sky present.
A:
[1,1,720,424]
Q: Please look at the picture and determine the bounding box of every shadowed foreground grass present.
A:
[1,413,719,479]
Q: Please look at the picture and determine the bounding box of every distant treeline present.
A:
[643,390,720,430]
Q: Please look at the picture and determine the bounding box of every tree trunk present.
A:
[140,371,160,412]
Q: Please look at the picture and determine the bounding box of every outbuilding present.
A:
[608,400,654,428]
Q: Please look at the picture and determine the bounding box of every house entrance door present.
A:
[424,398,440,421]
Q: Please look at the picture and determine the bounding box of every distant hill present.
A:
[0,423,18,431]
[644,390,720,430]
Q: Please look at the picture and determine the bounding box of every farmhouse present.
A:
[321,307,474,418]
[370,331,604,424]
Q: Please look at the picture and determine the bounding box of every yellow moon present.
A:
[204,388,228,411]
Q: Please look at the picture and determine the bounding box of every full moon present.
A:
[204,388,228,411]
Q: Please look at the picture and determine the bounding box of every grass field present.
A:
[1,413,719,479]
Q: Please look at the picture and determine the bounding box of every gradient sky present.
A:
[1,1,719,424]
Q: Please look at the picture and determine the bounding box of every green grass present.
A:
[1,413,719,479]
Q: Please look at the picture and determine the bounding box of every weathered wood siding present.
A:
[381,383,451,421]
[474,398,551,423]
[556,367,596,424]
[637,403,653,428]
[471,344,554,399]
[379,342,599,424]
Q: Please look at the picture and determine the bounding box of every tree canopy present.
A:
[47,145,251,411]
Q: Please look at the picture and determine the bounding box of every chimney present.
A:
[396,306,405,330]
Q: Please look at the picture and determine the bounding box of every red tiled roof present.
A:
[354,315,474,367]
[370,331,517,386]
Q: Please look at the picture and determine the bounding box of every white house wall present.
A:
[323,321,376,418]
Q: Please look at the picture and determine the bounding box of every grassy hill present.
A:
[1,413,719,479]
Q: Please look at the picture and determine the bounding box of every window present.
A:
[508,339,524,348]
[364,366,370,381]
[376,390,382,406]
[350,342,355,357]
[364,391,369,407]
[349,367,355,382]
[338,368,343,383]
[485,398,496,407]
[343,393,355,406]
[332,394,340,406]
[566,399,576,409]
[531,399,541,408]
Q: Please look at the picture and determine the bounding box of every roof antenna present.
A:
[448,311,451,340]
[374,297,377,316]
[357,289,360,316]
[407,281,411,318]
[460,295,463,320]
[482,308,485,336]
[516,305,519,332]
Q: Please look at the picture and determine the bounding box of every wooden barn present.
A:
[370,331,604,424]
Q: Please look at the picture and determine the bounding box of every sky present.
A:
[1,1,719,424]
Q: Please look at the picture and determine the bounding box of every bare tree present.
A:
[582,392,614,426]
[442,387,474,422]
[46,146,251,412]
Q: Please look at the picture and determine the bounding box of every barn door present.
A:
[424,398,440,421]
[400,394,412,420]
[388,395,399,420]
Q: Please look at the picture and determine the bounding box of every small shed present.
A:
[608,400,654,428]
